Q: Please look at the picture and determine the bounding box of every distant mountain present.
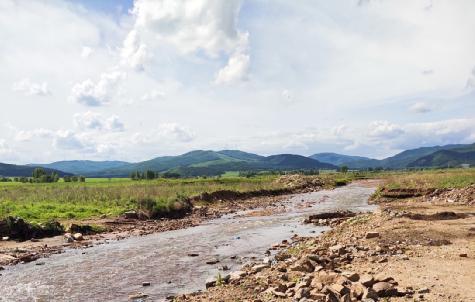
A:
[321,143,474,169]
[91,150,337,177]
[310,153,374,166]
[29,160,130,175]
[407,144,475,168]
[0,163,70,177]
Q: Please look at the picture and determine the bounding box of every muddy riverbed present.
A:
[0,183,376,302]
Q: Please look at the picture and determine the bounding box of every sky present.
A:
[1,0,475,164]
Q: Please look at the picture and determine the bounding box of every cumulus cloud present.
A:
[141,89,165,102]
[81,46,93,58]
[121,0,250,82]
[133,122,195,144]
[73,111,125,132]
[15,128,54,142]
[0,139,12,156]
[70,71,126,106]
[214,52,250,84]
[53,130,85,150]
[368,121,405,139]
[12,78,51,96]
[409,102,432,114]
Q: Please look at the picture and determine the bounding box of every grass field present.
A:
[381,168,475,189]
[0,176,281,223]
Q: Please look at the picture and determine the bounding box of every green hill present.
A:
[91,150,337,177]
[310,153,374,166]
[0,163,71,177]
[29,160,130,175]
[407,144,475,168]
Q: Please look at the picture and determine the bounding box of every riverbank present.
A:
[175,182,474,302]
[0,175,333,267]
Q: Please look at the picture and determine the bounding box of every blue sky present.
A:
[1,0,474,164]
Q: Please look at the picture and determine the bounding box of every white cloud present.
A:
[0,139,12,156]
[122,0,250,82]
[157,123,195,142]
[141,89,165,102]
[368,121,405,139]
[215,52,250,84]
[12,78,51,96]
[409,102,432,113]
[70,71,126,106]
[53,130,85,151]
[81,46,93,59]
[73,111,125,132]
[15,128,54,142]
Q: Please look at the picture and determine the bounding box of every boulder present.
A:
[229,271,246,281]
[342,271,360,282]
[72,233,83,241]
[365,232,380,239]
[360,274,375,287]
[252,263,269,273]
[372,281,398,297]
[290,259,314,273]
[64,233,74,243]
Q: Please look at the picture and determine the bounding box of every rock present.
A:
[229,271,246,281]
[374,273,394,283]
[418,287,430,294]
[351,282,365,299]
[459,253,468,257]
[142,282,150,286]
[2,237,9,241]
[252,263,269,273]
[360,274,375,287]
[342,271,359,282]
[35,262,45,266]
[275,251,291,261]
[295,287,310,300]
[72,233,83,241]
[329,244,346,255]
[128,292,148,300]
[262,257,271,265]
[362,287,378,300]
[329,284,350,296]
[123,211,139,220]
[63,233,74,243]
[205,259,220,265]
[365,232,380,239]
[372,281,398,297]
[187,253,199,257]
[69,224,95,235]
[290,259,314,273]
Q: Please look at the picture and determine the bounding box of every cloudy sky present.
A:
[1,0,475,164]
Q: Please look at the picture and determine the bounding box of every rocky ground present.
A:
[174,185,475,302]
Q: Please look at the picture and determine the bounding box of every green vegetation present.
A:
[0,176,280,223]
[381,168,475,189]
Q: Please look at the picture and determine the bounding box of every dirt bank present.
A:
[0,175,332,267]
[175,185,475,302]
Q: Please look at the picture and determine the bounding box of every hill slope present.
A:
[407,144,475,167]
[310,153,374,166]
[29,160,130,175]
[91,150,337,177]
[0,163,70,177]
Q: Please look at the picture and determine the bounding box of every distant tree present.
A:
[340,165,349,173]
[32,168,46,179]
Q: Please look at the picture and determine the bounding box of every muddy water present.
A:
[0,183,376,302]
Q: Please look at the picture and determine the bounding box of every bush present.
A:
[134,194,192,219]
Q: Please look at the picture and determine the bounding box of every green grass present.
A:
[0,176,280,223]
[382,168,475,189]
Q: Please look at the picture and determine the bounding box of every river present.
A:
[0,182,376,302]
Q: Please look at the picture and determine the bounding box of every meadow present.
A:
[380,168,475,189]
[0,176,281,223]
